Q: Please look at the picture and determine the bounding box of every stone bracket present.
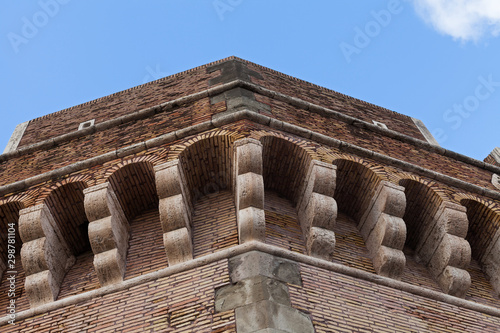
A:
[492,173,500,190]
[234,139,266,243]
[84,183,129,286]
[358,181,407,278]
[155,160,193,265]
[297,160,338,260]
[19,204,75,307]
[417,201,471,297]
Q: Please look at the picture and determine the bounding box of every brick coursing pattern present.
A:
[290,263,500,332]
[2,261,234,333]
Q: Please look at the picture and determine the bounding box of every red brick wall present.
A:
[290,263,500,332]
[125,208,168,280]
[264,190,305,254]
[17,65,222,148]
[192,190,239,258]
[247,62,426,141]
[1,260,234,333]
[16,58,426,150]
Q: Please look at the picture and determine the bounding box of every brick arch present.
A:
[260,135,313,204]
[103,155,165,180]
[169,130,243,161]
[333,158,384,222]
[36,175,92,205]
[252,130,322,160]
[177,133,237,203]
[0,192,33,208]
[106,161,158,221]
[43,181,89,255]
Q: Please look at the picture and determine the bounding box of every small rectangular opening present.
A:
[372,120,388,129]
[78,119,95,130]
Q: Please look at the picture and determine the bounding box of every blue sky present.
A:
[0,0,499,161]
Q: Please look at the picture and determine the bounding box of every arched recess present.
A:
[44,182,90,255]
[107,162,158,221]
[18,181,89,307]
[399,179,471,297]
[106,161,165,280]
[178,134,238,258]
[260,136,312,254]
[333,159,406,277]
[43,181,99,300]
[460,198,500,300]
[0,201,29,312]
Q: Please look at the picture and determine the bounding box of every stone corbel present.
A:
[481,226,500,297]
[297,160,337,260]
[155,160,193,265]
[84,183,129,286]
[358,181,407,278]
[417,202,471,297]
[19,204,74,307]
[234,138,265,243]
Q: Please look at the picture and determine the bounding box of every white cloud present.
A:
[412,0,500,41]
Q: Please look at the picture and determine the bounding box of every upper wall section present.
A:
[245,61,427,142]
[10,57,428,150]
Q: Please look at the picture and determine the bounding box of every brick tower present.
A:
[1,57,500,332]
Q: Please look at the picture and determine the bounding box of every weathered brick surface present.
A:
[264,190,305,254]
[58,251,99,300]
[466,258,499,308]
[125,208,167,280]
[261,97,497,192]
[17,64,224,148]
[332,212,374,273]
[247,62,426,141]
[0,99,225,186]
[290,263,500,332]
[192,190,238,258]
[1,260,234,332]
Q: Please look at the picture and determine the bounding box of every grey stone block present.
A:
[235,300,314,333]
[229,251,302,286]
[215,276,291,312]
